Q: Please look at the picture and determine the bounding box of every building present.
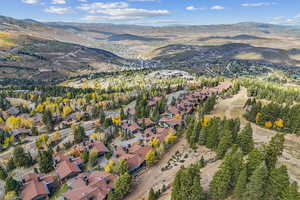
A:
[21,173,55,200]
[159,117,183,129]
[63,171,118,200]
[55,155,83,181]
[74,140,109,156]
[113,144,152,173]
[120,120,141,134]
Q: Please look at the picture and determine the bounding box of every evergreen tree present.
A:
[4,176,21,193]
[0,165,7,180]
[216,130,233,159]
[267,165,290,200]
[234,168,248,199]
[265,134,285,170]
[74,125,86,144]
[282,182,300,200]
[107,172,132,200]
[243,162,268,200]
[12,147,33,168]
[238,123,254,155]
[38,150,54,173]
[42,109,54,131]
[246,148,266,176]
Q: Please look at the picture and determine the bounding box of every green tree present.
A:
[113,160,129,175]
[234,168,248,199]
[265,134,285,170]
[42,109,54,131]
[107,172,132,200]
[243,162,268,200]
[171,165,205,200]
[0,165,7,180]
[238,123,254,154]
[267,165,290,200]
[246,148,265,176]
[282,182,300,200]
[12,147,33,168]
[216,130,233,159]
[80,151,89,164]
[4,176,21,193]
[89,151,98,167]
[38,150,54,173]
[74,125,86,144]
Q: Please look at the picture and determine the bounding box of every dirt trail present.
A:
[210,87,300,185]
[125,137,219,200]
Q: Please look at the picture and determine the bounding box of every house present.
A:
[144,127,175,143]
[159,117,183,129]
[6,106,20,116]
[55,155,83,181]
[75,140,109,156]
[137,118,155,129]
[148,97,162,107]
[11,128,31,140]
[21,173,55,200]
[113,144,152,173]
[63,171,118,200]
[120,120,141,134]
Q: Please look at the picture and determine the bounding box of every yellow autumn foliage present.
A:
[274,119,284,128]
[62,106,73,118]
[264,121,273,128]
[104,160,115,173]
[165,130,177,144]
[5,116,32,130]
[201,115,210,126]
[148,138,160,148]
[256,113,262,124]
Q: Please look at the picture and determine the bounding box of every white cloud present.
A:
[210,5,225,10]
[185,6,206,11]
[21,0,39,4]
[77,2,129,13]
[44,6,73,14]
[295,13,300,18]
[241,2,277,7]
[78,1,169,21]
[78,0,87,2]
[52,0,66,4]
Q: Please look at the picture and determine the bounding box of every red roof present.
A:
[160,117,182,127]
[75,141,109,154]
[63,171,118,200]
[21,173,54,200]
[113,144,152,170]
[56,160,82,180]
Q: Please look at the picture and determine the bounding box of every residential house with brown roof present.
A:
[21,173,55,200]
[63,171,118,200]
[144,127,175,143]
[120,120,141,134]
[74,140,109,156]
[148,97,162,107]
[159,117,183,129]
[112,144,152,173]
[137,118,155,129]
[54,155,83,181]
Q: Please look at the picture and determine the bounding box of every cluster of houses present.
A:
[19,81,232,200]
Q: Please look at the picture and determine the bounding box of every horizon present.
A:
[1,0,300,26]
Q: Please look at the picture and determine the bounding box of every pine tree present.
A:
[216,130,233,159]
[4,176,21,193]
[243,162,268,200]
[74,125,86,144]
[282,182,300,200]
[267,165,290,200]
[246,148,266,176]
[38,150,54,173]
[0,165,7,180]
[234,168,248,199]
[238,123,254,154]
[265,134,285,170]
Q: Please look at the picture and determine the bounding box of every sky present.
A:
[1,0,300,26]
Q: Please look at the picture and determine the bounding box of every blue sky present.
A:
[1,0,300,25]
